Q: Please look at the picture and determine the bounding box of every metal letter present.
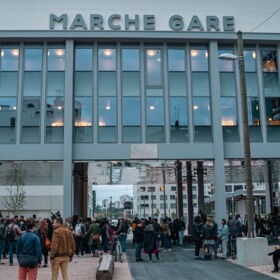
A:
[206,16,220,31]
[90,14,104,30]
[223,16,235,31]
[125,15,139,30]
[169,15,184,31]
[187,15,204,31]
[70,14,87,30]
[108,14,121,30]
[50,14,67,30]
[144,15,155,30]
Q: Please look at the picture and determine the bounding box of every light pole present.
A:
[219,30,254,238]
[161,163,167,218]
[110,196,112,222]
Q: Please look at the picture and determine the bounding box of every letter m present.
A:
[50,14,67,29]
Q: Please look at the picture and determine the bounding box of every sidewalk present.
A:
[0,253,132,280]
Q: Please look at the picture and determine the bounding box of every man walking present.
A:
[50,217,75,280]
[17,222,42,280]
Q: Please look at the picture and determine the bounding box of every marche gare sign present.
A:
[49,14,235,31]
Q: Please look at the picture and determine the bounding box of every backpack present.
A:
[6,224,16,241]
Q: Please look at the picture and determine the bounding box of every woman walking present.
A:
[144,220,160,262]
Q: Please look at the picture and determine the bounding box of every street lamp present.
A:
[161,163,167,218]
[219,30,254,238]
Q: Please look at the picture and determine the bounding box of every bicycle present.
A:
[110,234,123,263]
[227,234,237,260]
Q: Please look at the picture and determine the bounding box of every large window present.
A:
[46,47,65,143]
[22,48,43,143]
[0,48,19,143]
[191,47,212,142]
[219,48,239,142]
[261,48,280,141]
[74,48,93,142]
[168,49,188,142]
[122,48,141,142]
[98,47,117,142]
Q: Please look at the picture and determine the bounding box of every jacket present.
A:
[87,223,101,246]
[50,225,75,260]
[134,226,145,243]
[221,224,229,240]
[17,231,42,263]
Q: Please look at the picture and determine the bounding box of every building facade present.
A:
[1,0,280,222]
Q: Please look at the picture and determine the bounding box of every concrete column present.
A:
[209,41,227,226]
[63,40,74,218]
[263,160,272,214]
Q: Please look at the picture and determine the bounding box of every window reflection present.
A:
[48,49,65,71]
[221,97,238,126]
[191,49,208,71]
[261,50,278,72]
[98,48,116,71]
[122,49,139,71]
[247,97,260,126]
[170,97,187,126]
[266,97,280,124]
[218,49,235,72]
[74,97,92,126]
[23,72,42,97]
[168,49,185,71]
[98,97,116,126]
[146,97,164,125]
[146,49,162,86]
[193,97,211,125]
[122,97,140,125]
[1,48,19,71]
[0,72,18,97]
[75,48,92,71]
[244,50,256,72]
[24,49,42,71]
[169,73,186,96]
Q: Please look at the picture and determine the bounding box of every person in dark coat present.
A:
[134,220,145,262]
[143,221,160,262]
[192,215,203,259]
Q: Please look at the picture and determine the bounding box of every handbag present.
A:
[92,234,99,241]
[43,230,51,250]
[18,254,38,268]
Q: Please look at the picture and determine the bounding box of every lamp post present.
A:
[161,163,167,218]
[219,31,254,237]
[110,196,112,222]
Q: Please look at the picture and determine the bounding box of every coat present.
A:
[87,223,101,246]
[143,224,158,254]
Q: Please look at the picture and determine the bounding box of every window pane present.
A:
[246,73,259,97]
[221,97,238,126]
[75,48,92,71]
[21,97,40,143]
[23,72,42,96]
[47,72,65,96]
[248,97,260,126]
[74,72,92,96]
[99,72,116,96]
[0,72,18,96]
[263,73,280,97]
[98,48,116,71]
[191,49,208,71]
[74,97,92,125]
[261,50,277,72]
[146,89,164,96]
[146,49,162,86]
[169,73,186,96]
[244,50,257,72]
[146,97,164,125]
[168,49,185,71]
[123,72,140,96]
[170,97,187,126]
[24,49,43,71]
[122,97,140,125]
[122,49,139,71]
[220,73,236,96]
[98,97,116,126]
[1,49,19,71]
[193,97,211,125]
[192,73,210,96]
[48,49,65,71]
[266,97,280,125]
[46,97,64,127]
[0,97,16,143]
[219,50,235,72]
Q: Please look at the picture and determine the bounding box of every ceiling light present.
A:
[103,49,113,56]
[105,105,111,110]
[252,51,256,59]
[1,50,4,57]
[191,50,198,57]
[147,50,157,56]
[57,106,62,110]
[193,106,198,110]
[150,105,155,110]
[56,49,64,56]
[11,49,19,56]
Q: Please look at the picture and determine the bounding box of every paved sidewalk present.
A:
[0,253,132,280]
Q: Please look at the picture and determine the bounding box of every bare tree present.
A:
[3,163,26,216]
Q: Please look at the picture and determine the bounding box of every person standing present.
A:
[88,218,101,257]
[192,216,203,259]
[0,218,5,264]
[178,217,186,246]
[220,218,229,259]
[115,218,128,253]
[134,220,145,262]
[73,218,86,257]
[143,221,160,262]
[50,217,75,280]
[17,222,42,280]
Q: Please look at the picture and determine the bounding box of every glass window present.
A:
[1,48,19,71]
[191,49,208,71]
[98,48,116,71]
[24,49,42,71]
[74,72,92,96]
[23,72,42,96]
[48,49,65,71]
[220,73,236,96]
[146,89,164,96]
[192,73,210,96]
[122,97,140,125]
[47,72,65,96]
[98,97,116,126]
[248,97,260,126]
[0,97,16,143]
[146,97,164,125]
[21,97,40,143]
[244,50,257,72]
[266,97,280,124]
[122,49,139,71]
[169,73,186,96]
[146,49,162,86]
[99,72,116,96]
[263,73,280,97]
[261,50,277,72]
[218,49,235,72]
[225,185,233,192]
[246,73,259,97]
[193,97,211,125]
[0,72,18,97]
[170,97,187,126]
[168,49,185,71]
[123,72,140,96]
[75,48,92,71]
[221,97,238,126]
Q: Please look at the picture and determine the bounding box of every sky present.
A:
[92,184,133,205]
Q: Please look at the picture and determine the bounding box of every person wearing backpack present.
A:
[0,218,5,264]
[74,218,86,257]
[6,218,22,266]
